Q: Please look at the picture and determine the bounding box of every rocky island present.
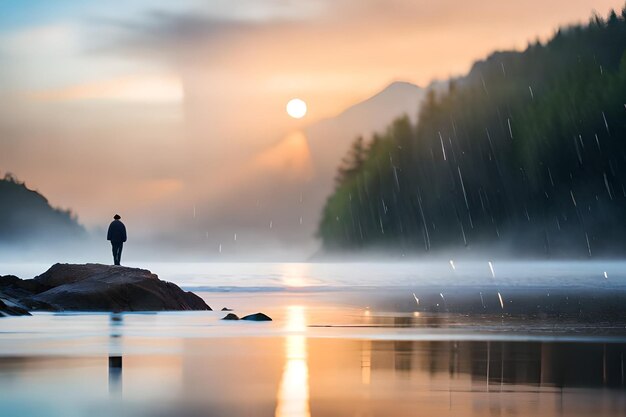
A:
[0,263,211,315]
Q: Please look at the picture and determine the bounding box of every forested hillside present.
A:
[0,173,85,245]
[318,8,626,257]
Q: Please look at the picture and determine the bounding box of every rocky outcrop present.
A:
[241,312,272,321]
[0,298,30,316]
[221,313,240,320]
[0,275,35,316]
[0,264,211,312]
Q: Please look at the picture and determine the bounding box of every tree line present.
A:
[318,7,626,257]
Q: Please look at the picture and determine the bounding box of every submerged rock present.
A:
[221,313,239,320]
[241,312,272,321]
[1,263,211,313]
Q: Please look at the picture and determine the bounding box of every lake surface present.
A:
[5,260,626,291]
[1,261,626,416]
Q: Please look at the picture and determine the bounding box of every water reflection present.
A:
[280,263,312,288]
[109,313,123,396]
[361,340,371,385]
[0,336,624,416]
[359,338,626,388]
[1,308,625,417]
[275,305,310,417]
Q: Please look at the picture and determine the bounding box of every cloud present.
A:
[27,74,184,103]
[87,9,285,64]
[0,23,77,55]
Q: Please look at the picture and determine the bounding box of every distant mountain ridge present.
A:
[306,81,425,182]
[311,81,424,135]
[274,81,428,249]
[0,173,85,245]
[192,80,429,257]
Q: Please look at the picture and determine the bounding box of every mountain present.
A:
[306,81,425,185]
[0,173,85,246]
[318,8,626,257]
[257,81,427,252]
[293,81,426,237]
[184,81,428,258]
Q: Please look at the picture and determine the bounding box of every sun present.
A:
[286,98,307,119]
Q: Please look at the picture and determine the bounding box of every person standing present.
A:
[107,214,127,266]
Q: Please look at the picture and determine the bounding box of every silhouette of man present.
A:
[107,214,127,266]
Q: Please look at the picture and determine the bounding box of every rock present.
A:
[221,307,233,311]
[1,274,48,299]
[0,298,31,316]
[0,275,35,316]
[241,312,272,321]
[222,312,272,321]
[2,263,211,313]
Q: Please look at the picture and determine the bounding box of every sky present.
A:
[0,0,623,258]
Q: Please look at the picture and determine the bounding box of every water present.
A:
[1,261,626,416]
[6,260,626,289]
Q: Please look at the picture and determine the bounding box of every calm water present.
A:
[5,260,626,290]
[1,261,626,416]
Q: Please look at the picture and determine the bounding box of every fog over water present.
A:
[4,260,626,288]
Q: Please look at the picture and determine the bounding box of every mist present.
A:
[1,0,624,262]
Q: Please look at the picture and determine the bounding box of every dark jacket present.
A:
[107,220,127,243]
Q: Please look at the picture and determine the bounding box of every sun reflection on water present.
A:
[280,263,312,288]
[275,305,310,417]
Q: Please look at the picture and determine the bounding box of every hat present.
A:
[113,214,121,220]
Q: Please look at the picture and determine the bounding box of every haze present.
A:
[0,0,622,259]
